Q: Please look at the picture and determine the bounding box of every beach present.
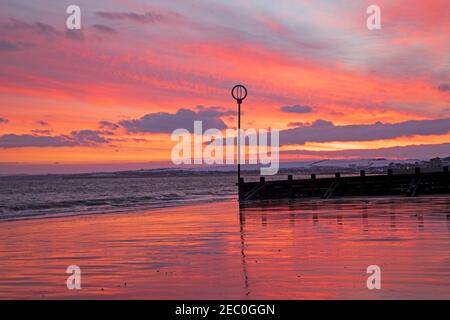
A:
[0,196,449,299]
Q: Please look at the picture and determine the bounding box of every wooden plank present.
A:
[237,170,449,202]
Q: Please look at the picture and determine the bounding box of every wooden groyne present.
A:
[238,166,450,201]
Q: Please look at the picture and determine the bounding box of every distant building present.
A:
[442,157,450,167]
[428,157,443,169]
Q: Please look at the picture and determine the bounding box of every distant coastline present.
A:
[1,156,448,178]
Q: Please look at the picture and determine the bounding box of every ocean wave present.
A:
[0,174,238,222]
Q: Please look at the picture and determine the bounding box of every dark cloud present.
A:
[96,11,163,24]
[34,22,58,37]
[91,24,119,34]
[69,130,111,144]
[0,39,34,51]
[120,107,236,133]
[438,84,450,92]
[1,18,85,43]
[280,105,313,113]
[287,121,310,127]
[0,134,73,148]
[280,118,450,145]
[0,130,112,148]
[65,29,84,41]
[0,19,57,37]
[0,18,88,44]
[195,106,236,117]
[0,117,9,124]
[99,121,120,130]
[37,120,49,127]
[31,129,52,135]
[282,143,450,159]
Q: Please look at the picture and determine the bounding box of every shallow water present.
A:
[0,172,341,222]
[0,196,449,299]
[0,174,237,221]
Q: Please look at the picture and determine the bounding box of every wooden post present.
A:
[387,169,393,194]
[239,166,449,201]
[238,177,245,201]
[287,175,293,198]
[259,177,266,199]
[311,174,316,197]
[322,173,341,199]
[408,168,421,197]
[445,166,449,194]
[360,170,366,195]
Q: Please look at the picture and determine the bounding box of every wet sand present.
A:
[0,196,449,299]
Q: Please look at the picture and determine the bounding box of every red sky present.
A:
[0,0,449,173]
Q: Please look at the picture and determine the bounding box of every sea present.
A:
[1,170,449,298]
[0,172,241,221]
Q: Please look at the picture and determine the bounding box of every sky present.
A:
[0,0,449,174]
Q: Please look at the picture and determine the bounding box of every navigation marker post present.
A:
[231,84,248,196]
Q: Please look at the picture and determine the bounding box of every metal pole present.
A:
[231,84,247,189]
[238,100,241,183]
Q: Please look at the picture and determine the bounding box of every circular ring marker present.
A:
[231,84,248,102]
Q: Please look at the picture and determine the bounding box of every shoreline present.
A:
[0,195,237,224]
[1,197,449,299]
[3,193,450,225]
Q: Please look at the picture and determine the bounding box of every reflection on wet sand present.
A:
[239,210,249,295]
[447,213,450,234]
[238,196,450,299]
[390,202,397,231]
[0,196,449,299]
